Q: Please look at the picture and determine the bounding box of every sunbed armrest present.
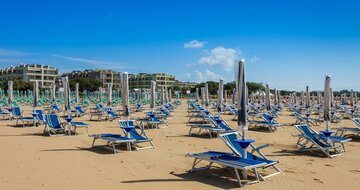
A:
[252,144,270,153]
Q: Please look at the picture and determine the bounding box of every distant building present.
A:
[175,80,197,89]
[62,69,121,89]
[0,64,58,88]
[129,73,175,89]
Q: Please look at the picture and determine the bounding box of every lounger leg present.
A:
[234,168,243,187]
[92,138,96,147]
[112,143,116,154]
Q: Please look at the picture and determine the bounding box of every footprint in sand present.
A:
[349,170,360,173]
[325,164,334,167]
[313,178,324,184]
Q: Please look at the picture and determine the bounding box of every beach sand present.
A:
[1,101,360,190]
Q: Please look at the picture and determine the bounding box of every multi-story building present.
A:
[129,73,175,89]
[174,80,197,89]
[0,64,58,88]
[62,69,121,89]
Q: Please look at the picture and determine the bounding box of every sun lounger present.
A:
[249,113,284,132]
[90,134,135,154]
[118,120,155,150]
[186,151,266,187]
[294,124,343,158]
[220,132,283,179]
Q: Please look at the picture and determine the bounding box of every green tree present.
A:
[69,78,103,92]
[246,82,265,94]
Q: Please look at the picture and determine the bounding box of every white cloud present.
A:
[184,73,191,79]
[193,69,221,82]
[198,46,239,71]
[51,54,130,70]
[250,56,260,63]
[184,40,207,48]
[0,48,32,56]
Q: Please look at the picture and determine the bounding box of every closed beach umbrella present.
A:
[161,86,165,105]
[306,86,310,109]
[330,88,334,108]
[355,92,358,105]
[324,75,331,131]
[150,81,156,109]
[236,59,248,139]
[317,91,321,104]
[274,89,278,105]
[201,87,205,105]
[205,83,209,106]
[168,88,172,102]
[218,79,224,105]
[33,80,39,109]
[195,88,199,102]
[341,94,346,105]
[8,81,13,107]
[75,83,79,104]
[350,89,354,107]
[232,88,236,104]
[300,91,304,106]
[121,73,130,117]
[108,83,113,106]
[265,84,271,111]
[62,77,71,114]
[51,84,56,103]
[165,87,169,103]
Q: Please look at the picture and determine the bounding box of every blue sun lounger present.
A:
[118,120,155,150]
[0,107,9,120]
[186,151,267,187]
[74,105,87,117]
[44,114,66,136]
[187,115,234,138]
[90,134,135,154]
[294,124,351,151]
[249,113,284,132]
[12,107,38,127]
[139,112,168,129]
[294,124,343,158]
[219,132,283,179]
[335,118,360,137]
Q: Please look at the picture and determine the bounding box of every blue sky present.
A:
[0,0,359,90]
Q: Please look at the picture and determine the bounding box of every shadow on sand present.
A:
[122,169,241,189]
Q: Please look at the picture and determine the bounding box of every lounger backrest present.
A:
[96,104,103,110]
[262,114,276,124]
[118,120,146,141]
[220,133,243,156]
[45,114,62,129]
[353,118,360,128]
[209,116,232,131]
[35,110,44,121]
[297,125,328,147]
[12,107,21,116]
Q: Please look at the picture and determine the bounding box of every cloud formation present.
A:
[198,46,239,71]
[184,40,207,48]
[51,54,130,70]
[0,48,31,57]
[194,69,222,82]
[250,56,260,63]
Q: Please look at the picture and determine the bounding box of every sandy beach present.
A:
[0,101,359,190]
